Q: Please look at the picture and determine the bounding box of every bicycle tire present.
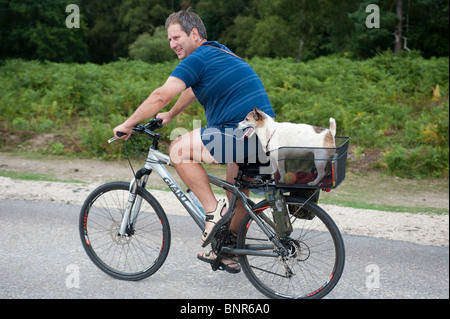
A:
[237,196,345,299]
[79,181,171,281]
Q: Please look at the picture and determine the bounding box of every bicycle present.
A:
[79,118,349,299]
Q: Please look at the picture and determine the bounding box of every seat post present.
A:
[234,163,247,186]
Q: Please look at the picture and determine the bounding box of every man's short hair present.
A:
[165,9,208,40]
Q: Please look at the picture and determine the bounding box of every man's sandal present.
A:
[201,199,231,247]
[197,250,241,274]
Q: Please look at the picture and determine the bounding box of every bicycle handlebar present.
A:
[145,117,163,131]
[109,118,163,144]
[131,117,163,136]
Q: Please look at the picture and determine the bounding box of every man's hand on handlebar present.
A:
[111,117,163,143]
[113,123,133,141]
[155,112,172,126]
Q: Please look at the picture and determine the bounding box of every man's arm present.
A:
[114,76,186,139]
[156,87,197,126]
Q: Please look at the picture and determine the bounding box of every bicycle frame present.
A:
[85,122,346,298]
[118,143,284,258]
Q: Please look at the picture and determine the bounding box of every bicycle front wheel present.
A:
[79,181,170,281]
[237,196,345,299]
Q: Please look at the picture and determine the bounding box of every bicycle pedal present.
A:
[211,264,224,272]
[211,257,224,272]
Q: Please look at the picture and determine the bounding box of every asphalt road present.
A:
[0,199,448,299]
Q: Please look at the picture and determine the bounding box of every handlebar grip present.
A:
[147,118,163,131]
[116,131,126,137]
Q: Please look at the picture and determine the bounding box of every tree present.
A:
[82,0,171,63]
[394,0,403,54]
[1,0,448,63]
[195,0,252,41]
[129,26,176,63]
[81,0,123,63]
[0,0,88,62]
[247,0,362,60]
[219,15,258,57]
[348,1,398,59]
[406,0,449,58]
[247,16,297,58]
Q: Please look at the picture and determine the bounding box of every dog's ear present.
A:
[252,108,266,121]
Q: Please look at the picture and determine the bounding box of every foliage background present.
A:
[1,0,448,63]
[1,53,448,177]
[0,0,449,179]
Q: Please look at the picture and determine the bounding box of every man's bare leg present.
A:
[171,129,240,271]
[226,163,250,234]
[169,128,218,214]
[170,129,247,236]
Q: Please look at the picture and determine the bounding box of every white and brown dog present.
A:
[238,108,336,186]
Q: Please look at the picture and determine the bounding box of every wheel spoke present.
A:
[238,197,344,299]
[80,182,170,281]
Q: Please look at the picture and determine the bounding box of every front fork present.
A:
[118,168,151,236]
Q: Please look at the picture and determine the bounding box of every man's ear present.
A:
[190,27,200,40]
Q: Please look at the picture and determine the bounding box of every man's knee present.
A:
[169,135,191,165]
[170,129,217,165]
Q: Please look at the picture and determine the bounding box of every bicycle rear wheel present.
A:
[237,196,345,299]
[79,181,170,281]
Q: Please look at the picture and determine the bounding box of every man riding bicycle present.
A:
[114,10,275,273]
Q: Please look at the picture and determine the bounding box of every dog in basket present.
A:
[238,108,336,186]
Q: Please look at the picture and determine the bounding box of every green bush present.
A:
[129,27,177,64]
[379,145,449,178]
[0,52,448,177]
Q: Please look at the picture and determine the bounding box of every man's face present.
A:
[167,23,197,60]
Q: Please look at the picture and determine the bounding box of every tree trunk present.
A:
[297,38,304,63]
[394,0,403,54]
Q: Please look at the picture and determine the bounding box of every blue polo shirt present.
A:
[170,41,275,127]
